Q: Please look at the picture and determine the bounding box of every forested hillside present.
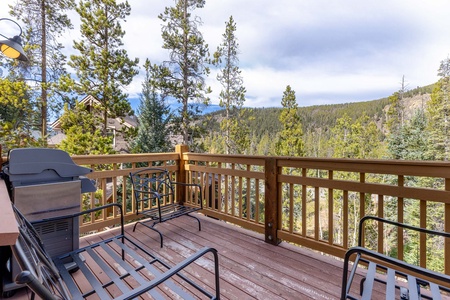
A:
[202,83,434,157]
[248,97,391,139]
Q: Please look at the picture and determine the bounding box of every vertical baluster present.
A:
[420,199,427,268]
[315,186,320,240]
[328,170,334,245]
[359,173,366,247]
[378,194,384,254]
[302,168,307,237]
[398,175,404,261]
[343,190,349,249]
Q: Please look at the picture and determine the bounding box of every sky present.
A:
[2,0,450,109]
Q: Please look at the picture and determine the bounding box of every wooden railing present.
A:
[72,151,181,233]
[41,146,450,275]
[183,152,450,275]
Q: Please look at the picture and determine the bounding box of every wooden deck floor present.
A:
[128,214,347,299]
[7,214,348,299]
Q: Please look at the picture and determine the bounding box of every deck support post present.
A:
[176,144,189,205]
[265,158,280,245]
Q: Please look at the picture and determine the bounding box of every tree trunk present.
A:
[41,0,47,141]
[182,0,189,145]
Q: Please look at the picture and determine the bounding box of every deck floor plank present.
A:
[7,213,376,299]
[156,217,335,299]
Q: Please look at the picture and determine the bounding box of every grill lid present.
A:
[3,148,93,186]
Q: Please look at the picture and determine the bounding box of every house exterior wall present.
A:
[48,95,137,153]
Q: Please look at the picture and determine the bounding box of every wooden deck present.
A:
[8,214,350,299]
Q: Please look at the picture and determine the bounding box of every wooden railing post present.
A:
[265,157,280,245]
[176,144,189,204]
[445,178,450,274]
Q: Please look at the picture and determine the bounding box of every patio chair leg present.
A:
[133,221,164,247]
[132,221,141,232]
[360,278,366,296]
[187,214,201,231]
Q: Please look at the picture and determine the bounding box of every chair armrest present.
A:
[118,247,220,299]
[346,246,449,281]
[357,215,450,246]
[15,271,59,300]
[342,246,450,299]
[13,203,220,300]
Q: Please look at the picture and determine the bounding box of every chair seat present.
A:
[341,216,450,300]
[343,247,450,300]
[11,203,220,300]
[140,203,202,222]
[130,168,204,247]
[53,235,215,299]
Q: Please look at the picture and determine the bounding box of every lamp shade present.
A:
[0,35,28,61]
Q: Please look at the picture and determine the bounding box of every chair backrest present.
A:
[11,205,71,299]
[130,168,176,213]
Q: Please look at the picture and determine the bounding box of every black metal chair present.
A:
[130,168,203,247]
[11,203,220,300]
[341,216,450,300]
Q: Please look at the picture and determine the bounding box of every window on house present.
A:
[106,127,116,147]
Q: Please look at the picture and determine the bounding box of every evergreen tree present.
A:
[304,127,328,158]
[385,76,410,158]
[154,0,211,146]
[254,132,274,156]
[388,110,430,160]
[0,78,36,152]
[275,85,304,157]
[386,92,402,134]
[131,59,172,154]
[58,102,114,155]
[329,114,352,158]
[213,16,247,154]
[329,113,382,159]
[63,0,139,135]
[426,57,450,160]
[9,0,75,140]
[327,114,383,247]
[202,131,225,154]
[227,110,251,154]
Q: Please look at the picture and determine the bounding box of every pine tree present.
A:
[213,16,247,154]
[0,78,36,152]
[328,113,382,159]
[386,76,409,157]
[131,59,172,154]
[64,0,139,135]
[329,114,353,158]
[304,127,328,158]
[58,102,114,155]
[386,92,402,134]
[388,110,429,160]
[155,0,211,146]
[355,114,384,158]
[9,0,75,140]
[275,85,304,157]
[426,57,450,160]
[227,110,251,154]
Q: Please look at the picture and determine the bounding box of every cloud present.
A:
[2,0,450,109]
[198,0,450,108]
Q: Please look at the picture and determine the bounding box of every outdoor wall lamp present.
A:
[0,18,28,62]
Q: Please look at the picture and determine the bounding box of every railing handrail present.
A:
[3,146,450,276]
